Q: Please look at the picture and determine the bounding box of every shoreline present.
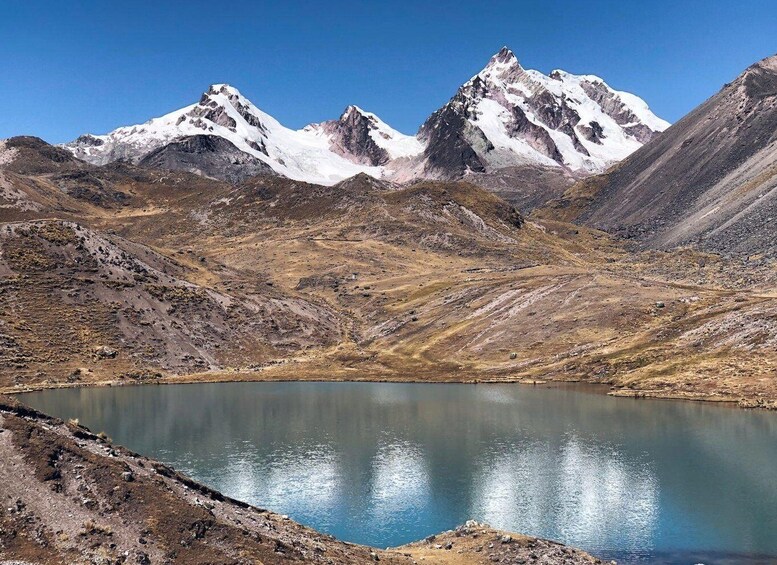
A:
[6,370,762,412]
[6,374,777,563]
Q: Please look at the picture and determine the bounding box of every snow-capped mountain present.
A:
[65,84,423,185]
[418,47,670,179]
[64,49,669,185]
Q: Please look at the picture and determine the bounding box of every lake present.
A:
[19,382,777,564]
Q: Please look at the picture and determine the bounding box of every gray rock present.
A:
[319,106,391,166]
[94,345,118,359]
[138,135,275,184]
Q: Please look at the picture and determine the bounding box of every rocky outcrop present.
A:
[319,106,391,166]
[577,79,658,143]
[138,134,275,183]
[417,93,490,178]
[507,105,567,162]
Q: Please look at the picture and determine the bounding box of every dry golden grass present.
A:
[1,163,775,407]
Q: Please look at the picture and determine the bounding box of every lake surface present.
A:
[20,382,777,564]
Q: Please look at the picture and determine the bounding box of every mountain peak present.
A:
[422,48,669,177]
[206,83,245,99]
[341,105,371,120]
[486,47,521,69]
[62,51,666,185]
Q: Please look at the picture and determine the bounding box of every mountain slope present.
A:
[3,137,777,407]
[0,218,340,383]
[543,53,777,257]
[63,50,667,187]
[138,134,276,183]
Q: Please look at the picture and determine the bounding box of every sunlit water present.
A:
[20,382,777,564]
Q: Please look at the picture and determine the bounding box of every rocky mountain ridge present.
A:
[63,48,668,186]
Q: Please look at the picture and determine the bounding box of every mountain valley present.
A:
[3,42,777,565]
[2,100,777,407]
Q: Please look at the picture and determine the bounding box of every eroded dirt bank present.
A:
[0,395,605,565]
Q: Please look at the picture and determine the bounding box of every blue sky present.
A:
[1,0,775,143]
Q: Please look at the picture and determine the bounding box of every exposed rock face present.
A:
[562,53,777,257]
[577,79,658,143]
[73,134,104,147]
[417,94,491,178]
[138,134,275,183]
[318,106,391,166]
[417,47,669,179]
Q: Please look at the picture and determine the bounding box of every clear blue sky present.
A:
[1,0,775,143]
